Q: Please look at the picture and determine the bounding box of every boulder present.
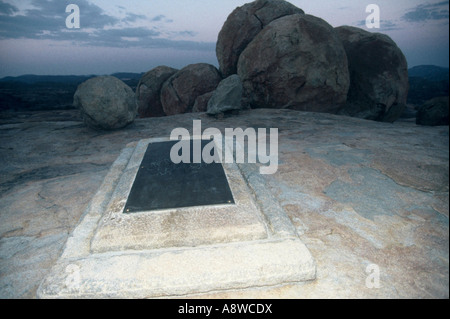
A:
[136,66,178,118]
[192,91,214,113]
[237,14,350,113]
[335,26,409,122]
[160,63,222,116]
[216,0,304,77]
[416,96,449,126]
[73,76,136,130]
[207,75,244,115]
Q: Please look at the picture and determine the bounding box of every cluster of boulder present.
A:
[74,0,414,130]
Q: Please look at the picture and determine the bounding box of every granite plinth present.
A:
[37,137,316,298]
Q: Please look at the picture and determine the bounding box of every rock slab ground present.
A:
[0,109,448,298]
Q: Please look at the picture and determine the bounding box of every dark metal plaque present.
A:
[123,140,235,213]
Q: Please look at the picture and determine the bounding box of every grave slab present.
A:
[37,137,316,298]
[124,140,235,213]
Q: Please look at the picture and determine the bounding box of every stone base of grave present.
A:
[37,138,316,299]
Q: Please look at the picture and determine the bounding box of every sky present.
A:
[0,0,448,77]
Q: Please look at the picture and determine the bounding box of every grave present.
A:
[37,137,316,298]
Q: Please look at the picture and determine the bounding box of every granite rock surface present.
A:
[0,109,448,298]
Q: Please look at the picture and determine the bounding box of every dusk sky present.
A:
[0,0,448,77]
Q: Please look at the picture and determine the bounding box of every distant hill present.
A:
[408,65,449,105]
[0,74,96,85]
[408,65,449,82]
[0,73,143,84]
[0,73,144,112]
[110,73,144,81]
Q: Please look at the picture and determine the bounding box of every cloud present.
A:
[174,30,198,37]
[0,0,118,39]
[356,19,401,31]
[152,14,165,22]
[0,1,17,15]
[151,14,173,23]
[83,28,213,51]
[0,0,211,51]
[123,12,147,23]
[402,1,449,22]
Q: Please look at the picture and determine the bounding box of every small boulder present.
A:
[216,0,304,77]
[192,91,214,113]
[237,14,350,113]
[416,96,449,126]
[136,66,178,118]
[335,26,409,122]
[207,75,244,115]
[160,63,222,116]
[74,76,136,130]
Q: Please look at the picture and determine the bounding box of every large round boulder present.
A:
[160,63,222,115]
[136,66,178,118]
[216,0,304,77]
[237,14,350,113]
[74,76,136,130]
[335,26,409,122]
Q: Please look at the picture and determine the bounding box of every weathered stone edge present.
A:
[59,142,139,259]
[37,238,316,299]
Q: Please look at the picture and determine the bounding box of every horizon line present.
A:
[1,64,449,80]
